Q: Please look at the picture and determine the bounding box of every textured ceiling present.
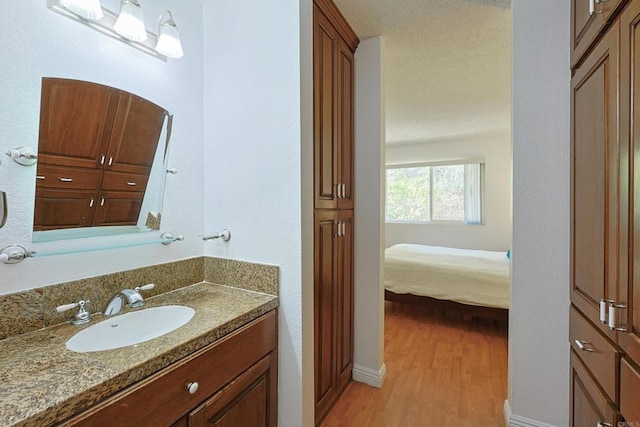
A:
[333,0,512,145]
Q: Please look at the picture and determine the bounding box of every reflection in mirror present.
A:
[32,78,172,243]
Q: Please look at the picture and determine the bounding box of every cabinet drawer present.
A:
[570,305,620,402]
[621,358,640,422]
[35,164,101,190]
[101,171,149,191]
[64,311,277,427]
[571,350,620,426]
[571,0,627,67]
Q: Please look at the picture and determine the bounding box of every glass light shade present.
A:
[60,0,104,20]
[156,21,184,59]
[114,0,147,42]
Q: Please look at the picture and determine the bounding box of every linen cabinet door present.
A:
[572,0,607,66]
[571,0,627,67]
[314,5,339,210]
[314,210,339,421]
[33,189,95,230]
[571,22,626,343]
[571,352,621,427]
[336,210,353,392]
[106,92,166,176]
[622,0,640,366]
[38,78,118,168]
[91,191,144,226]
[336,38,354,210]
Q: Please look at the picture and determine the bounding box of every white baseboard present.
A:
[352,363,387,388]
[504,400,558,427]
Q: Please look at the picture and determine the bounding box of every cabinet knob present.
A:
[186,382,199,394]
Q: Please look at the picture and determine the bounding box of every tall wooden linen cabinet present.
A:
[570,0,640,424]
[313,0,359,424]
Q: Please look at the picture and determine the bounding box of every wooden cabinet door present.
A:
[38,78,118,169]
[92,191,144,226]
[571,22,626,344]
[33,189,95,230]
[188,352,277,427]
[336,210,353,391]
[314,6,339,210]
[570,351,620,426]
[106,93,166,175]
[337,39,354,210]
[572,0,626,67]
[622,0,640,366]
[314,209,339,421]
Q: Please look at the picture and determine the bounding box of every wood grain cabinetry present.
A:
[313,0,358,424]
[34,78,167,230]
[570,351,621,426]
[62,311,277,427]
[571,0,640,425]
[314,209,353,423]
[571,20,626,344]
[571,0,626,67]
[313,1,356,211]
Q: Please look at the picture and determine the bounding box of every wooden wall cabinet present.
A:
[313,2,356,211]
[571,0,627,67]
[313,0,358,424]
[571,0,640,425]
[314,209,353,423]
[34,78,167,231]
[62,311,278,427]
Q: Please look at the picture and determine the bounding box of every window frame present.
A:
[384,159,485,225]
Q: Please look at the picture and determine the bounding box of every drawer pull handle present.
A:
[186,382,199,395]
[126,182,137,186]
[575,340,595,352]
[36,175,45,180]
[58,177,73,182]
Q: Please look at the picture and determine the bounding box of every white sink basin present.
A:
[66,305,195,353]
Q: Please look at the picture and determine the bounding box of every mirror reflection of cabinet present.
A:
[34,78,167,231]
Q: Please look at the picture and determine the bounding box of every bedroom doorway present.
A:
[325,0,512,425]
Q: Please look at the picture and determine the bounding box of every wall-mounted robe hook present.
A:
[0,245,36,264]
[160,232,184,245]
[203,229,231,242]
[5,147,38,166]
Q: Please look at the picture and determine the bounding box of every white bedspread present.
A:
[384,244,510,309]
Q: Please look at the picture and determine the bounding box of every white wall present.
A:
[202,1,311,426]
[0,1,204,294]
[385,131,512,251]
[353,37,386,386]
[509,0,570,425]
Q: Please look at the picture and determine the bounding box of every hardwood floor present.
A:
[321,301,508,427]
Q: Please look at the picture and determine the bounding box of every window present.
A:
[385,161,483,224]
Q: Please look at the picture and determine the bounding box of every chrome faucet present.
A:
[103,284,156,315]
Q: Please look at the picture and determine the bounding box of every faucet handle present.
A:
[135,283,155,292]
[56,300,90,313]
[56,300,91,325]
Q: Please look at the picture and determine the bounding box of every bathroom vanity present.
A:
[0,281,278,426]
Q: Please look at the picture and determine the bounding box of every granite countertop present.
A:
[0,282,279,427]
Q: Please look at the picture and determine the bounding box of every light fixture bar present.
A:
[47,0,167,61]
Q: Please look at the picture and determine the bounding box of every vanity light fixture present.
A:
[47,0,184,60]
[59,0,103,20]
[155,11,184,59]
[114,0,147,42]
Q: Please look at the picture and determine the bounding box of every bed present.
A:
[384,244,510,320]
